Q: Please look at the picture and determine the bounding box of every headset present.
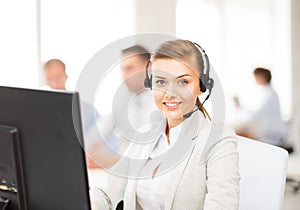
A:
[144,42,214,99]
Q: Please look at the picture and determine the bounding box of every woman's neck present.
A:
[167,118,183,129]
[166,118,183,144]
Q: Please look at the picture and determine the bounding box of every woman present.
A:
[90,39,240,210]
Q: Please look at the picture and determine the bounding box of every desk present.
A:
[287,154,300,193]
[87,168,109,188]
[287,154,300,179]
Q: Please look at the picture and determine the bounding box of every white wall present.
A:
[0,1,39,88]
[40,0,135,90]
[0,0,298,119]
[176,0,292,120]
[135,0,176,35]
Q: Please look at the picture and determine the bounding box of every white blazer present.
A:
[90,111,240,210]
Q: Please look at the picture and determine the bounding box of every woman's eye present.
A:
[155,80,167,87]
[178,79,188,86]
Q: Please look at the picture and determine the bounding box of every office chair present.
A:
[286,110,300,193]
[286,155,300,193]
[237,136,288,210]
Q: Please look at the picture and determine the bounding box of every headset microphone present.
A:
[182,108,199,119]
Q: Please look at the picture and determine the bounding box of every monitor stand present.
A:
[0,125,27,210]
[0,197,9,210]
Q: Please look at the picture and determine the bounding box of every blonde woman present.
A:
[90,39,240,210]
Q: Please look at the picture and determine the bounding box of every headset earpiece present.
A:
[200,72,209,92]
[144,74,152,89]
[200,79,206,92]
[193,42,214,94]
[206,78,214,91]
[144,60,152,89]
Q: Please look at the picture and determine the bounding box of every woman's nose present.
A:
[165,83,176,98]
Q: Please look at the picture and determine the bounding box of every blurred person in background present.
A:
[44,59,68,90]
[118,45,157,130]
[233,67,287,147]
[43,58,119,168]
[86,45,158,168]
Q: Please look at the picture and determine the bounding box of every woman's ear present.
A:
[198,80,203,95]
[198,88,202,95]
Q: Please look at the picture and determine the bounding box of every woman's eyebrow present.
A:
[154,74,192,79]
[176,74,192,79]
[154,76,167,79]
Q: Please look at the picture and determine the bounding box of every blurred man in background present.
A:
[233,67,287,147]
[44,59,68,90]
[86,45,159,168]
[43,58,119,168]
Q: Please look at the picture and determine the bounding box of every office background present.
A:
[0,0,300,209]
[0,0,299,120]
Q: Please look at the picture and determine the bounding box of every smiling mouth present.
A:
[163,102,182,110]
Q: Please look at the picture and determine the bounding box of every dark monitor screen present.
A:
[0,86,91,210]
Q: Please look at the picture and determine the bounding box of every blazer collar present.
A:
[142,110,203,165]
[125,111,206,210]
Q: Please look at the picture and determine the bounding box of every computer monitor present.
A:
[0,125,27,210]
[0,86,91,210]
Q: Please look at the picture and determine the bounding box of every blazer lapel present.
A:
[162,111,203,210]
[125,111,204,210]
[124,121,166,210]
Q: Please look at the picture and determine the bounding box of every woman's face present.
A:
[152,58,202,126]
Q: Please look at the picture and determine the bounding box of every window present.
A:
[40,0,135,115]
[0,1,38,88]
[177,0,291,120]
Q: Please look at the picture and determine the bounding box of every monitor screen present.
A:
[0,86,91,210]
